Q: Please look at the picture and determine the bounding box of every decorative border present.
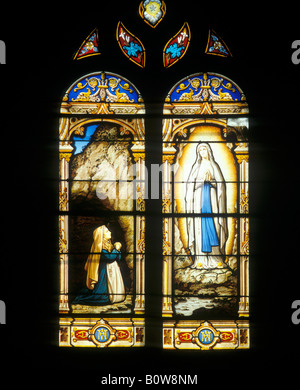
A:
[60,318,145,347]
[163,320,249,349]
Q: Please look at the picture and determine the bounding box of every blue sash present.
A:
[201,182,219,253]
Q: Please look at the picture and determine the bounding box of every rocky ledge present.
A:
[72,295,133,314]
[175,267,234,286]
[174,263,238,316]
[174,255,237,297]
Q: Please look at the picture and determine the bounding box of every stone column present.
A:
[59,144,73,313]
[132,145,145,314]
[236,143,249,317]
[162,150,176,317]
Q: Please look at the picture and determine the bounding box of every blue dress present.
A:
[201,182,219,253]
[73,249,121,305]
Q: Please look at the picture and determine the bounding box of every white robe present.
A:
[106,261,125,303]
[185,144,228,269]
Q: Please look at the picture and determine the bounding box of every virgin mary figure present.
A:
[185,142,228,269]
[73,225,125,305]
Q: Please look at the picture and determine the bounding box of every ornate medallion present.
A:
[192,321,220,349]
[139,0,166,28]
[89,319,117,347]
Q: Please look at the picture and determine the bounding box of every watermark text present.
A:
[291,300,300,325]
[0,300,6,324]
[95,158,181,201]
[99,374,198,386]
[291,40,300,64]
[0,40,5,64]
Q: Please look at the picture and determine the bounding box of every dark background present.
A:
[0,1,299,384]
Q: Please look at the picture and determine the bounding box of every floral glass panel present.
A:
[163,23,191,68]
[116,22,146,68]
[162,73,249,350]
[59,72,146,348]
[205,29,232,58]
[73,28,100,60]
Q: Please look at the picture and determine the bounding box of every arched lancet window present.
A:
[59,71,146,347]
[57,5,251,351]
[162,72,249,349]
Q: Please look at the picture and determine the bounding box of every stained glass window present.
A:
[73,28,100,60]
[162,72,249,349]
[139,0,166,28]
[163,23,191,68]
[116,22,146,68]
[59,72,146,347]
[58,5,250,351]
[205,29,232,58]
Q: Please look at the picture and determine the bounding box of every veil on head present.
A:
[195,142,214,163]
[187,143,215,186]
[84,225,105,290]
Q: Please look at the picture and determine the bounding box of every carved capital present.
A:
[132,152,145,162]
[59,152,72,162]
[236,154,249,164]
[162,154,175,164]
